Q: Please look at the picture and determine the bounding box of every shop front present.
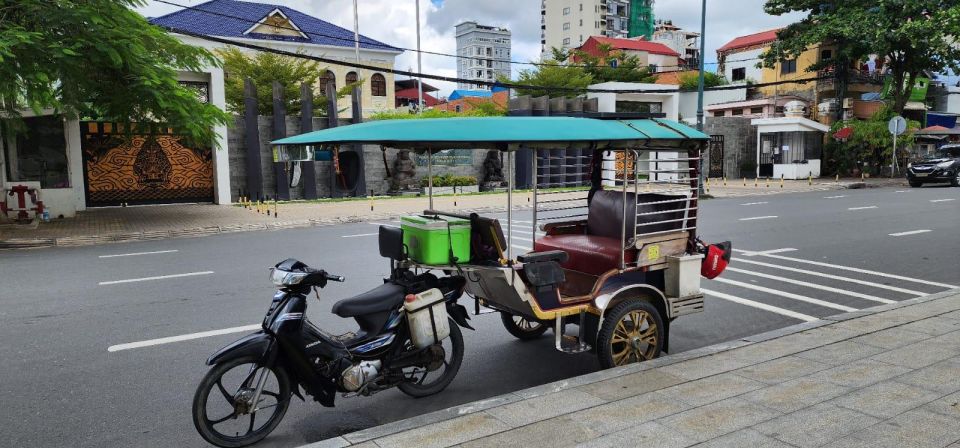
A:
[751,117,829,180]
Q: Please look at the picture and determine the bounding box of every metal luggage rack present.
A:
[532,148,701,270]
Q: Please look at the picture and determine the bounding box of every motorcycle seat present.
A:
[331,282,406,318]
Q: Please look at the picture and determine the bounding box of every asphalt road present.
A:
[1,185,957,447]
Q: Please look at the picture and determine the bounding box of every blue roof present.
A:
[448,90,493,101]
[149,0,401,52]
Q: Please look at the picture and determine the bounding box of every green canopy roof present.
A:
[271,117,707,150]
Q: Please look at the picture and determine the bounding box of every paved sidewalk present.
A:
[0,178,903,249]
[309,289,960,448]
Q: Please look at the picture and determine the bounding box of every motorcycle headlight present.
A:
[269,268,308,286]
[936,160,955,169]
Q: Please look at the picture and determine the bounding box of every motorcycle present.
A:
[192,226,471,447]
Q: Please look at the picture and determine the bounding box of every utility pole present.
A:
[415,0,424,114]
[696,0,707,195]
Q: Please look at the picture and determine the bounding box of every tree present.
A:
[503,49,593,98]
[678,72,727,90]
[0,0,229,144]
[828,106,919,175]
[762,0,960,114]
[567,43,658,84]
[219,48,357,117]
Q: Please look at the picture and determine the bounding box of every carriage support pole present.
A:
[507,145,515,261]
[531,147,538,239]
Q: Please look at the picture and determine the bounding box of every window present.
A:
[563,6,570,15]
[732,67,746,81]
[579,19,583,26]
[780,59,797,74]
[345,71,358,85]
[750,107,764,114]
[615,101,662,113]
[563,22,570,30]
[731,109,744,116]
[323,71,336,88]
[714,111,725,117]
[649,64,658,72]
[820,49,832,61]
[3,116,69,188]
[455,105,462,113]
[476,70,482,77]
[371,73,386,96]
[563,37,570,45]
[579,3,583,11]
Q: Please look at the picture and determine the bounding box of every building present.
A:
[706,96,808,119]
[717,28,780,85]
[576,36,679,72]
[456,22,511,90]
[651,19,699,68]
[541,0,632,55]
[0,0,403,219]
[395,79,441,111]
[436,88,510,114]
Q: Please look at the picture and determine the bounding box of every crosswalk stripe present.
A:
[725,267,896,304]
[734,258,926,296]
[711,277,858,312]
[740,251,958,289]
[702,288,819,322]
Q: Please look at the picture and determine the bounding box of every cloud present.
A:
[137,0,811,96]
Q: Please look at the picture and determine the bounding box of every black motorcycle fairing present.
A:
[206,331,272,366]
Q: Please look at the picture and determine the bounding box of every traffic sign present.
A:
[888,116,907,136]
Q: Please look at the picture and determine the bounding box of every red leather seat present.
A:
[534,234,636,276]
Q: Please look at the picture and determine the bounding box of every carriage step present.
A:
[555,311,592,354]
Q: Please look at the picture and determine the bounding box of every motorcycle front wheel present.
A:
[192,356,291,448]
[398,318,464,398]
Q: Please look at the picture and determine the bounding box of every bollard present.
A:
[754,177,758,188]
[454,187,458,207]
[835,173,839,183]
[765,177,770,188]
[780,174,784,189]
[705,177,710,193]
[808,172,812,186]
[743,177,746,187]
[369,195,374,212]
[861,172,865,182]
[274,198,278,218]
[723,176,727,187]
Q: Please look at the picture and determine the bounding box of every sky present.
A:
[134,0,817,96]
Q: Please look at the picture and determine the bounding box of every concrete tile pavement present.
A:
[304,289,960,448]
[0,178,899,249]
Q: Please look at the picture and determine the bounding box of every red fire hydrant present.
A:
[2,185,44,222]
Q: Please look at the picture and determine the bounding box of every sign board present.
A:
[888,116,907,136]
[415,149,473,166]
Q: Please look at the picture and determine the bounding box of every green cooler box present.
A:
[401,215,471,265]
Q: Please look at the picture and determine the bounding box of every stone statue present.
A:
[481,150,505,189]
[390,149,418,192]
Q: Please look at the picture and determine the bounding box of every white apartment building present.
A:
[456,21,512,90]
[651,19,700,68]
[541,0,630,57]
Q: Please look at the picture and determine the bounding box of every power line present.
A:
[148,0,760,71]
[163,26,836,94]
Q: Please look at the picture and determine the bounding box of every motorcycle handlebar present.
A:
[325,273,345,283]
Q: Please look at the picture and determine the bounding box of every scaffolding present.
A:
[628,0,655,40]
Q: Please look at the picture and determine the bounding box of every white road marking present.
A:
[702,288,819,322]
[848,206,878,210]
[712,277,858,312]
[739,248,797,257]
[930,198,956,203]
[108,324,260,352]
[824,195,847,199]
[98,271,214,286]
[734,258,925,296]
[99,250,178,258]
[511,220,534,224]
[511,244,532,252]
[341,232,379,238]
[740,201,769,206]
[725,267,895,304]
[734,249,958,289]
[889,229,932,237]
[739,216,778,221]
[894,190,911,193]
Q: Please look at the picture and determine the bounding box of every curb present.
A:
[304,287,960,447]
[0,204,533,250]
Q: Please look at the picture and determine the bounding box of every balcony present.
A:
[816,68,885,94]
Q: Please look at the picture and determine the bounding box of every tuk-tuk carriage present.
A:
[272,116,729,368]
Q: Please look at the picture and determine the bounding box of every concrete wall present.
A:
[934,86,960,114]
[678,89,747,124]
[722,48,764,84]
[704,116,758,179]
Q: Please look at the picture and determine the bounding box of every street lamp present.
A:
[696,0,707,194]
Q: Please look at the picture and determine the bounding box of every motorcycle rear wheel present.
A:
[192,356,291,448]
[398,318,464,398]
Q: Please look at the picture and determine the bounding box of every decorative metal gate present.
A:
[708,135,724,178]
[81,122,214,206]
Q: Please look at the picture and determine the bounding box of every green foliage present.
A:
[505,59,593,99]
[678,72,728,90]
[0,0,229,145]
[828,106,919,175]
[505,44,661,98]
[219,48,355,117]
[762,0,960,113]
[370,104,506,120]
[421,174,477,187]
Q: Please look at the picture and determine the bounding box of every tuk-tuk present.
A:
[273,116,729,368]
